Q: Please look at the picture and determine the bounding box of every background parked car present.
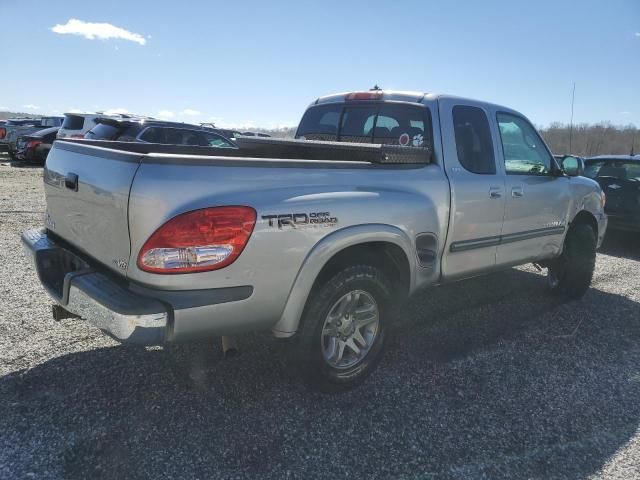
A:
[1,117,63,158]
[15,126,60,164]
[239,131,271,138]
[84,118,237,148]
[584,155,640,232]
[57,112,142,140]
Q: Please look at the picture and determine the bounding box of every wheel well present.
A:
[570,210,598,237]
[312,242,411,299]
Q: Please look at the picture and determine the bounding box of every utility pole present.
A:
[569,82,576,153]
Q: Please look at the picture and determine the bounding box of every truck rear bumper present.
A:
[21,229,254,345]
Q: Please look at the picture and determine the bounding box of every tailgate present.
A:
[43,141,142,276]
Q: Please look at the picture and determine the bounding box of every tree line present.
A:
[538,123,639,157]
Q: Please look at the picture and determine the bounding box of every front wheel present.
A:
[547,224,596,300]
[294,264,393,391]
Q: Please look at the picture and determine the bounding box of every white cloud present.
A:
[635,32,640,37]
[103,107,129,115]
[0,106,8,110]
[51,19,146,45]
[23,104,40,110]
[157,110,175,119]
[181,109,201,116]
[620,111,631,115]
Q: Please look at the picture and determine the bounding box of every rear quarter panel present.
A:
[127,156,450,333]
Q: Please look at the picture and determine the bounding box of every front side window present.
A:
[452,106,496,174]
[497,113,552,175]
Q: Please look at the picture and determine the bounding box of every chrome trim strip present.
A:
[450,235,501,252]
[450,226,565,252]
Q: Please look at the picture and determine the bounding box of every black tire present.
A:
[294,264,393,392]
[547,224,596,300]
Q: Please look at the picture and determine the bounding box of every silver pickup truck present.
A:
[22,90,607,389]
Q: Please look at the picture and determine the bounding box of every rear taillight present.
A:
[0,128,5,139]
[27,140,42,149]
[137,206,256,274]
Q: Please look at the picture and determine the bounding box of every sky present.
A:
[0,0,639,129]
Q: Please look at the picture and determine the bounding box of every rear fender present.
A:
[271,224,415,337]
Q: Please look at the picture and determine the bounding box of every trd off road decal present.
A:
[262,212,338,229]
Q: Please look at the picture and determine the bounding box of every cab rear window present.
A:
[297,102,432,148]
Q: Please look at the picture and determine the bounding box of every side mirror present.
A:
[561,155,584,177]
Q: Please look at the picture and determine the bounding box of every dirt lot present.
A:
[1,156,639,479]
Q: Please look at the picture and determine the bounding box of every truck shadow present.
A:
[1,268,639,479]
[598,230,640,261]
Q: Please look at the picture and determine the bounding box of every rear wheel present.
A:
[294,264,392,391]
[547,224,596,300]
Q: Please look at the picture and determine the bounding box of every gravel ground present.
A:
[1,155,639,479]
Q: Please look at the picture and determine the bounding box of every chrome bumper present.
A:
[21,229,168,345]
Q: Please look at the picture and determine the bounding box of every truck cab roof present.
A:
[311,89,519,116]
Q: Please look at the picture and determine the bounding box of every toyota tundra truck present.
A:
[22,90,607,389]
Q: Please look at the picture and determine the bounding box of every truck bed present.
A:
[63,136,432,165]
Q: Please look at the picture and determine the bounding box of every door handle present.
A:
[511,186,524,198]
[64,172,79,191]
[489,187,502,199]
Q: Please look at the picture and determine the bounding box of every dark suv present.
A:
[84,118,237,148]
[584,155,640,232]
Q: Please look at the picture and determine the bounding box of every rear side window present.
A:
[62,115,85,130]
[201,132,234,148]
[296,104,341,141]
[163,128,203,146]
[452,106,496,174]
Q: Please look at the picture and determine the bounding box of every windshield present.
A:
[585,160,640,180]
[296,102,432,148]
